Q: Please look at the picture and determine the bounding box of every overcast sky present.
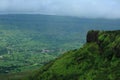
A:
[0,0,120,18]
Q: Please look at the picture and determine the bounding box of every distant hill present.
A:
[29,30,120,80]
[0,14,120,31]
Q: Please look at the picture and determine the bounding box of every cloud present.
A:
[0,0,120,18]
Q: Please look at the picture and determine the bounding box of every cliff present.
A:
[87,30,120,58]
[28,30,120,80]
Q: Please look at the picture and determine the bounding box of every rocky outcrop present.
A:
[87,30,99,43]
[87,30,120,58]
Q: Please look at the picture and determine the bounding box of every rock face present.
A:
[87,30,99,43]
[87,30,120,58]
[114,42,120,57]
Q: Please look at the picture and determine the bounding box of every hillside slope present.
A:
[29,30,120,80]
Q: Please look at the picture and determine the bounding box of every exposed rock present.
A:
[87,30,99,43]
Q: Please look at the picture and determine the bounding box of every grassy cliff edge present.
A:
[22,30,120,80]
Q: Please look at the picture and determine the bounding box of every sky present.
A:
[0,0,120,18]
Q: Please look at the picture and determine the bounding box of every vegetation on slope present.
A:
[29,30,120,80]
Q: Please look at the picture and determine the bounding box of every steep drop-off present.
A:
[29,30,120,80]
